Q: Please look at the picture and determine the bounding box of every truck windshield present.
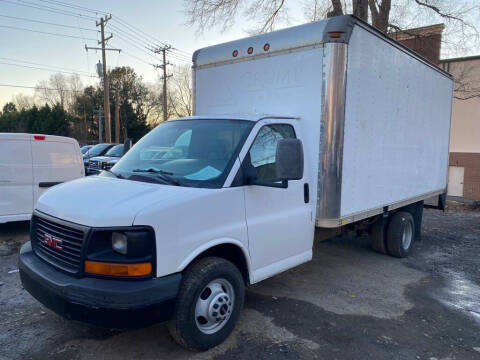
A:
[87,144,111,157]
[105,144,124,157]
[111,119,253,188]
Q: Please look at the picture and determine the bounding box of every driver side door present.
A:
[240,122,313,283]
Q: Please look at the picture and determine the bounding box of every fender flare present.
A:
[177,238,252,279]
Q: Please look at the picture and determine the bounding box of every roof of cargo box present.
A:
[192,15,452,78]
[193,16,353,67]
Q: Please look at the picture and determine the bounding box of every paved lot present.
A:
[0,207,479,360]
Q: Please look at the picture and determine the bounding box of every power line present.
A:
[0,61,97,78]
[35,0,107,15]
[0,24,98,40]
[1,0,97,20]
[0,83,85,92]
[0,56,95,75]
[111,30,161,63]
[109,23,190,64]
[10,0,193,59]
[0,14,99,32]
[114,48,153,66]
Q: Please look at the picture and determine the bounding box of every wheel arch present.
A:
[177,239,251,285]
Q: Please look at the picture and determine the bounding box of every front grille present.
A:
[32,214,87,274]
[89,160,100,169]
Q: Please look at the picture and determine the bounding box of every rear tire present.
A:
[167,257,244,351]
[371,215,388,254]
[386,211,414,258]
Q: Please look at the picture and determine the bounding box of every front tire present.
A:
[167,257,245,351]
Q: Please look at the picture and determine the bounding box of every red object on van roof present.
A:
[34,135,46,140]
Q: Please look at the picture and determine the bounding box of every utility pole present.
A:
[85,14,121,143]
[94,109,103,143]
[99,15,111,143]
[115,91,120,143]
[153,45,172,122]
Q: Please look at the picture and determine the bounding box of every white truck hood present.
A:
[35,176,194,227]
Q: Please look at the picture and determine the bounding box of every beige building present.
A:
[440,56,480,199]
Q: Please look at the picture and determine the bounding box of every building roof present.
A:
[440,55,480,64]
[389,24,445,41]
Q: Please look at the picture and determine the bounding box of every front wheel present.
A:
[167,257,245,351]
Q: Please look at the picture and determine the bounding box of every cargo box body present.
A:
[193,15,453,228]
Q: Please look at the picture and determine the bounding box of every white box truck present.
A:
[0,133,84,223]
[19,15,453,350]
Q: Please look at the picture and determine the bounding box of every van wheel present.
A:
[167,257,244,351]
[386,211,414,258]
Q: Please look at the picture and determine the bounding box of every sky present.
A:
[0,1,478,107]
[0,0,297,105]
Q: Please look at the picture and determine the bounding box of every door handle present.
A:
[304,183,309,203]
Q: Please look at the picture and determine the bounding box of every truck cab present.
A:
[19,115,310,350]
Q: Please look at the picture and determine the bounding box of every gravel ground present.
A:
[0,206,479,360]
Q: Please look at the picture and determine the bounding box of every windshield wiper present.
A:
[132,168,179,186]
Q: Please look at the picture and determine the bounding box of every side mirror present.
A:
[123,138,132,155]
[275,138,304,181]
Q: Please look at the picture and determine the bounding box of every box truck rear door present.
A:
[0,137,33,217]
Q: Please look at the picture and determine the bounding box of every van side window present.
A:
[248,124,296,181]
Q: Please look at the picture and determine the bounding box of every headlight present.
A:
[112,232,127,254]
[85,227,155,278]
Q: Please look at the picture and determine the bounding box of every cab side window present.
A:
[248,124,296,181]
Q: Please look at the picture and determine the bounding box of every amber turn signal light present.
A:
[85,261,152,277]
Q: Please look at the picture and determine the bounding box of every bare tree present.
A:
[168,65,193,119]
[183,0,479,50]
[35,73,84,111]
[11,94,36,111]
[449,61,480,100]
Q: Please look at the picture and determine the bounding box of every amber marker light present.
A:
[232,49,238,57]
[85,261,152,277]
[247,46,254,54]
[329,32,343,38]
[263,43,270,51]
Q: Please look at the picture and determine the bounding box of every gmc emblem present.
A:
[43,233,63,251]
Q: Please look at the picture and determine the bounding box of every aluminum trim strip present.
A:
[315,189,445,228]
[316,43,347,221]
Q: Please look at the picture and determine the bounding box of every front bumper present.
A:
[86,167,101,175]
[19,242,181,329]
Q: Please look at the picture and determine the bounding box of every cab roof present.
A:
[173,114,299,122]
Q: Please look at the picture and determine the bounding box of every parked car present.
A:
[87,144,125,175]
[0,133,84,223]
[80,145,93,155]
[82,143,116,171]
[19,15,453,351]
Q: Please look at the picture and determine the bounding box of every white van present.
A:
[0,133,84,223]
[19,16,452,351]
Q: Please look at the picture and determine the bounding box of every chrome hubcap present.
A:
[402,219,413,250]
[195,279,234,334]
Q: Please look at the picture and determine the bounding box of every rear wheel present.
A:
[386,211,414,258]
[167,257,244,351]
[371,215,388,254]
